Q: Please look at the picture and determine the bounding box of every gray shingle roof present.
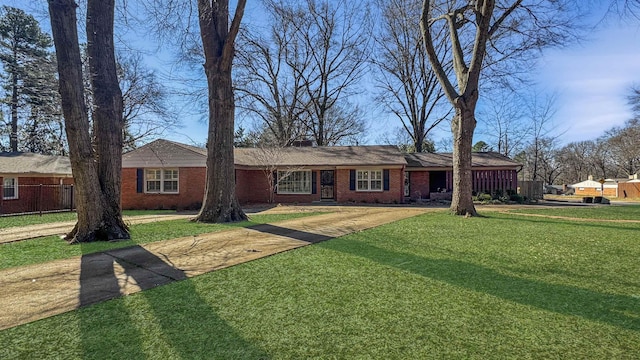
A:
[234,145,407,167]
[0,152,72,176]
[405,152,521,169]
[122,139,207,168]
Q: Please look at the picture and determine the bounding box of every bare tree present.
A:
[193,0,248,223]
[608,0,640,18]
[117,52,178,150]
[477,91,529,157]
[606,118,640,176]
[420,0,580,215]
[262,0,370,146]
[524,93,560,182]
[252,145,305,203]
[234,16,308,146]
[556,140,594,184]
[630,85,640,116]
[372,0,451,153]
[48,0,129,242]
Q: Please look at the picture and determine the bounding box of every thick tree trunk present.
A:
[196,69,247,223]
[48,0,129,242]
[450,96,478,216]
[194,0,247,223]
[86,0,129,237]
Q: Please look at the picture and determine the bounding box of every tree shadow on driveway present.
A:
[78,245,269,359]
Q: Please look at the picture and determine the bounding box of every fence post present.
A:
[39,184,43,216]
[70,184,74,212]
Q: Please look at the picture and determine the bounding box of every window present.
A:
[145,169,179,193]
[3,177,18,199]
[357,170,382,191]
[278,170,311,194]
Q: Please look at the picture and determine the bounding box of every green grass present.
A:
[1,209,639,359]
[506,204,640,220]
[0,212,324,270]
[0,210,176,229]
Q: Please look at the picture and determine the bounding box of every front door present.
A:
[320,170,334,200]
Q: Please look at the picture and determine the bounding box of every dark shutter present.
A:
[383,169,390,191]
[136,168,144,193]
[349,170,356,191]
[312,171,317,194]
[273,171,278,193]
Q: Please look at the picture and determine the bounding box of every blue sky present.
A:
[535,21,640,144]
[2,1,639,148]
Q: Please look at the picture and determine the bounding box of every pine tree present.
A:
[0,6,55,153]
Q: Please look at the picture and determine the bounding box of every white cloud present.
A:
[538,24,640,144]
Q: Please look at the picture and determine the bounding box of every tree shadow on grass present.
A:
[79,245,269,359]
[321,241,640,332]
[486,213,640,233]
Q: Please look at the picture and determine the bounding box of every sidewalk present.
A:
[0,206,428,330]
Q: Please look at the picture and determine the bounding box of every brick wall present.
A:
[574,187,617,197]
[236,169,322,204]
[335,168,404,204]
[121,167,206,210]
[235,169,271,204]
[408,171,430,200]
[121,166,406,208]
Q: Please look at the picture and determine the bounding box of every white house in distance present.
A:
[570,174,640,198]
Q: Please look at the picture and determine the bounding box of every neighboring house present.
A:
[571,174,640,198]
[0,152,74,215]
[404,152,521,200]
[569,175,619,197]
[120,139,522,210]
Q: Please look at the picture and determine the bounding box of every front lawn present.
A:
[1,208,638,359]
[507,204,640,220]
[0,209,176,229]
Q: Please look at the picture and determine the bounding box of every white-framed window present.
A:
[145,169,179,193]
[3,177,18,200]
[357,170,383,191]
[277,170,312,194]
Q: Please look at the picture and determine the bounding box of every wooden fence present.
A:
[618,182,640,199]
[518,181,544,201]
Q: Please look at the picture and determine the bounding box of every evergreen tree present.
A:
[0,6,55,152]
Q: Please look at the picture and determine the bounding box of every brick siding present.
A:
[121,167,206,210]
[335,168,404,204]
[574,187,617,197]
[408,171,430,200]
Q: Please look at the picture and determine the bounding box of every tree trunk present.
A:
[450,96,478,216]
[196,69,247,222]
[86,0,129,236]
[194,0,247,223]
[10,72,18,152]
[48,0,129,242]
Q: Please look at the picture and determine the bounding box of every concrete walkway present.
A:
[0,206,428,330]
